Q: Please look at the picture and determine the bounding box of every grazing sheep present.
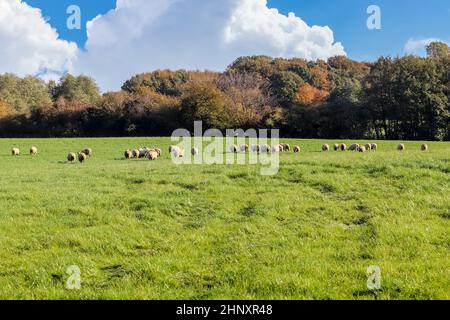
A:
[365,143,372,151]
[81,148,92,157]
[147,150,159,161]
[229,145,238,153]
[281,143,290,151]
[250,144,260,153]
[11,148,20,156]
[172,147,185,158]
[132,149,140,158]
[421,144,428,152]
[138,148,148,158]
[240,144,249,152]
[358,145,367,153]
[371,143,378,151]
[272,144,283,153]
[78,153,87,163]
[349,144,359,151]
[67,152,76,162]
[322,144,330,152]
[30,146,38,156]
[124,150,133,159]
[293,146,301,153]
[333,144,339,151]
[397,144,405,151]
[191,147,199,156]
[260,144,271,153]
[154,148,162,157]
[340,143,347,151]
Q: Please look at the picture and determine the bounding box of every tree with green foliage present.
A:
[180,82,231,131]
[269,71,304,108]
[122,70,188,96]
[51,74,101,106]
[0,74,52,114]
[426,41,450,60]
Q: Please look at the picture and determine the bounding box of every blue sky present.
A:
[24,0,450,61]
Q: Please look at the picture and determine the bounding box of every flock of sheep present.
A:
[124,147,163,161]
[66,148,93,163]
[320,142,428,152]
[9,142,430,162]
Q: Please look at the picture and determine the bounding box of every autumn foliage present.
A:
[0,41,449,140]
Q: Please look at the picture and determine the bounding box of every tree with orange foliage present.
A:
[310,64,330,91]
[295,84,329,106]
[0,100,14,118]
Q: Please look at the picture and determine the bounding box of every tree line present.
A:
[0,42,449,140]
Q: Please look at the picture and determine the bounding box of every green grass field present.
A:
[0,138,448,300]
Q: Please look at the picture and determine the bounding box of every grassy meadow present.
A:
[0,137,448,300]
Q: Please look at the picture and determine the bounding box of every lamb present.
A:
[124,150,133,159]
[397,144,405,151]
[421,144,428,152]
[78,153,87,163]
[333,144,339,151]
[147,150,159,161]
[281,144,290,151]
[81,148,92,157]
[132,149,140,158]
[322,144,330,152]
[191,147,199,156]
[30,146,38,156]
[371,143,378,151]
[340,144,347,151]
[365,143,372,151]
[293,146,301,153]
[67,152,76,162]
[11,148,20,156]
[154,148,162,157]
[349,144,359,151]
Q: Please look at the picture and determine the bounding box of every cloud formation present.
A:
[0,0,77,78]
[0,0,345,91]
[76,0,345,91]
[405,37,446,56]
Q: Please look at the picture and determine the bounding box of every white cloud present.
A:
[405,37,447,56]
[0,0,77,78]
[75,0,345,91]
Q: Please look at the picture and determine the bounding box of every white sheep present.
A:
[30,146,38,156]
[250,144,260,153]
[229,145,238,153]
[240,144,249,153]
[11,148,20,156]
[147,150,158,161]
[260,144,271,153]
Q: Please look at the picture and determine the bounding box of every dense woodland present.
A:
[0,42,449,140]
